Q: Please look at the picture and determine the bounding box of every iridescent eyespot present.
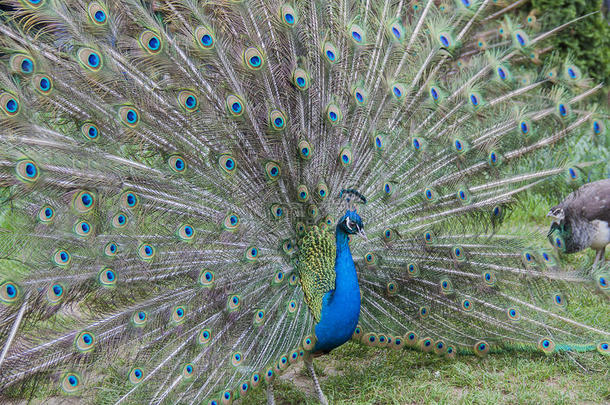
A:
[88,2,107,25]
[81,123,100,140]
[228,294,241,311]
[53,249,71,266]
[98,268,117,286]
[461,298,473,311]
[132,310,148,326]
[507,307,521,321]
[468,92,482,108]
[182,363,194,379]
[488,150,501,167]
[273,271,285,285]
[552,293,566,308]
[138,243,155,260]
[198,328,212,345]
[231,351,243,367]
[339,147,352,167]
[307,204,318,219]
[1,93,20,116]
[538,338,555,354]
[476,39,487,50]
[289,273,299,286]
[15,160,40,183]
[222,391,232,402]
[452,246,465,261]
[406,262,420,277]
[352,86,367,105]
[61,372,82,393]
[292,68,310,90]
[596,275,609,292]
[295,221,305,235]
[282,239,294,254]
[172,305,186,323]
[140,31,162,54]
[244,47,264,70]
[383,228,396,242]
[297,184,309,202]
[223,212,239,230]
[269,110,286,131]
[34,74,53,94]
[482,271,496,286]
[388,20,403,41]
[460,0,472,7]
[280,4,297,26]
[298,140,313,160]
[120,191,139,210]
[104,242,118,257]
[264,161,281,180]
[557,103,570,118]
[47,283,64,304]
[38,205,55,223]
[253,309,265,326]
[430,86,441,101]
[420,337,433,352]
[456,188,470,203]
[597,342,609,355]
[112,212,128,228]
[195,26,215,49]
[118,106,140,127]
[323,215,334,227]
[226,94,245,117]
[199,270,215,287]
[440,278,453,294]
[265,368,275,382]
[566,167,579,182]
[287,299,297,313]
[316,182,328,200]
[219,154,237,174]
[326,103,342,124]
[0,281,20,304]
[10,54,35,75]
[474,340,489,357]
[323,42,338,63]
[74,220,93,237]
[364,252,377,265]
[386,281,397,295]
[268,203,284,220]
[178,91,198,112]
[129,367,144,384]
[496,66,509,81]
[73,190,95,213]
[423,187,437,202]
[513,30,530,47]
[77,48,102,71]
[177,224,195,240]
[166,155,186,173]
[303,335,315,351]
[592,120,606,136]
[239,381,249,395]
[438,32,453,48]
[75,331,95,352]
[391,83,406,100]
[434,340,447,355]
[350,24,365,44]
[539,250,556,266]
[382,182,395,196]
[405,331,418,346]
[245,246,258,261]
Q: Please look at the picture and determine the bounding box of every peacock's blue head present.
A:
[337,210,365,238]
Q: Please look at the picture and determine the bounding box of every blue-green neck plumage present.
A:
[313,227,361,352]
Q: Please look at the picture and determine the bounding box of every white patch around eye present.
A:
[345,217,353,230]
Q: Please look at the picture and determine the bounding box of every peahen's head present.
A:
[547,205,565,226]
[337,210,366,238]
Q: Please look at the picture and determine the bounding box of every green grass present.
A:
[242,342,609,405]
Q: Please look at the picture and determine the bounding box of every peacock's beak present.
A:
[356,225,368,241]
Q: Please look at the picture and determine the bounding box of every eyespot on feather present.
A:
[1,93,20,116]
[75,331,96,352]
[98,267,117,286]
[15,160,40,183]
[104,242,118,257]
[0,281,20,304]
[280,4,297,26]
[298,140,313,160]
[168,155,187,173]
[244,47,264,70]
[198,328,212,345]
[139,30,162,54]
[292,68,310,90]
[178,91,199,112]
[74,220,93,237]
[77,48,103,71]
[88,2,108,25]
[61,372,82,393]
[195,26,215,49]
[326,103,342,125]
[73,190,95,213]
[132,310,148,326]
[219,154,237,174]
[53,249,71,267]
[269,109,286,131]
[223,212,239,230]
[118,106,140,127]
[81,123,100,140]
[38,205,55,223]
[172,306,186,323]
[323,42,338,64]
[226,95,245,117]
[47,283,64,304]
[128,367,144,384]
[10,54,35,75]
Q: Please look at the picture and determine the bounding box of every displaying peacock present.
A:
[0,0,609,404]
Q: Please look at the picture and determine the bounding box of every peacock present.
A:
[0,0,609,404]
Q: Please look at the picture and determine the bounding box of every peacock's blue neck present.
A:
[313,227,361,352]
